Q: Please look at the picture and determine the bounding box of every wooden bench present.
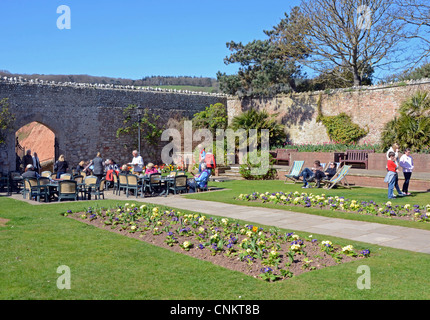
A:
[274,149,297,165]
[339,150,374,169]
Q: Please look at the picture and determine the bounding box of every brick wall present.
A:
[227,79,430,145]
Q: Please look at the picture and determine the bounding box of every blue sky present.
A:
[0,0,301,79]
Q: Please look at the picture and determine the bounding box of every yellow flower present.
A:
[342,245,354,252]
[291,244,301,251]
[182,241,191,248]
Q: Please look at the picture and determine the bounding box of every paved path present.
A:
[108,192,430,255]
[5,190,430,254]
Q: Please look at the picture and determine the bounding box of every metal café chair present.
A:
[126,174,141,198]
[83,175,98,199]
[57,180,78,201]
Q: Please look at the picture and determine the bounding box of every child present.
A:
[384,152,405,199]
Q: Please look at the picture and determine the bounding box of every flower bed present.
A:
[236,192,430,223]
[65,203,370,282]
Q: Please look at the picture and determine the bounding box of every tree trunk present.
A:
[353,67,362,87]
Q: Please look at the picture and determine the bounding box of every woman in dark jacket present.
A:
[92,152,104,183]
[55,154,69,179]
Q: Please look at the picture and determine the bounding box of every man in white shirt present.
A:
[128,150,144,174]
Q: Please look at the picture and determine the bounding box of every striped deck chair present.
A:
[284,161,304,184]
[322,165,352,189]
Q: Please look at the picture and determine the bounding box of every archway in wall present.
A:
[15,121,56,172]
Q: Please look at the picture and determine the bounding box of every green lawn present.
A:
[184,180,430,231]
[0,195,429,300]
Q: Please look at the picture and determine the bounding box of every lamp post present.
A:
[137,108,142,156]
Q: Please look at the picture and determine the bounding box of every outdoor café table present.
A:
[139,175,175,197]
[45,180,60,202]
[161,176,175,197]
[10,174,23,194]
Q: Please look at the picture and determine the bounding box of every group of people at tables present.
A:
[19,149,214,195]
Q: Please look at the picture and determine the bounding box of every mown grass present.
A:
[0,196,429,300]
[184,180,430,231]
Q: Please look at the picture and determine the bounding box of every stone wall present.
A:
[0,78,227,173]
[227,79,430,145]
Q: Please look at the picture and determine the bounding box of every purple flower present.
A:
[360,249,370,256]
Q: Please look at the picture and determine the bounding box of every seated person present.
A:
[109,159,119,171]
[145,163,159,175]
[324,162,337,180]
[75,161,86,175]
[294,160,325,188]
[22,164,40,179]
[119,164,129,175]
[187,163,209,193]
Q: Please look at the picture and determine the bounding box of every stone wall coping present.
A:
[226,78,430,100]
[0,76,231,98]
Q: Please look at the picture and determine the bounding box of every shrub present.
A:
[318,113,368,144]
[230,108,287,149]
[381,91,430,152]
[0,98,15,145]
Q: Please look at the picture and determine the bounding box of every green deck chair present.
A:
[284,161,304,184]
[322,165,352,189]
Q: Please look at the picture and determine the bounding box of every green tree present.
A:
[192,103,227,135]
[0,98,15,145]
[381,91,430,152]
[116,105,164,160]
[229,109,287,148]
[217,9,307,97]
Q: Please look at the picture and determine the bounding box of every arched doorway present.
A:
[15,121,56,173]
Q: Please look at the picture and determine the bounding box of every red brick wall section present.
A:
[290,152,335,169]
[227,79,430,145]
[368,153,430,173]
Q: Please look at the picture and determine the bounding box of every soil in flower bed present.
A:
[65,204,369,281]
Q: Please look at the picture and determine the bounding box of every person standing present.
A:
[204,149,216,176]
[384,152,405,199]
[92,152,105,184]
[399,148,414,196]
[22,150,33,170]
[55,154,69,179]
[198,147,206,173]
[386,143,400,163]
[32,152,41,174]
[128,150,144,175]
